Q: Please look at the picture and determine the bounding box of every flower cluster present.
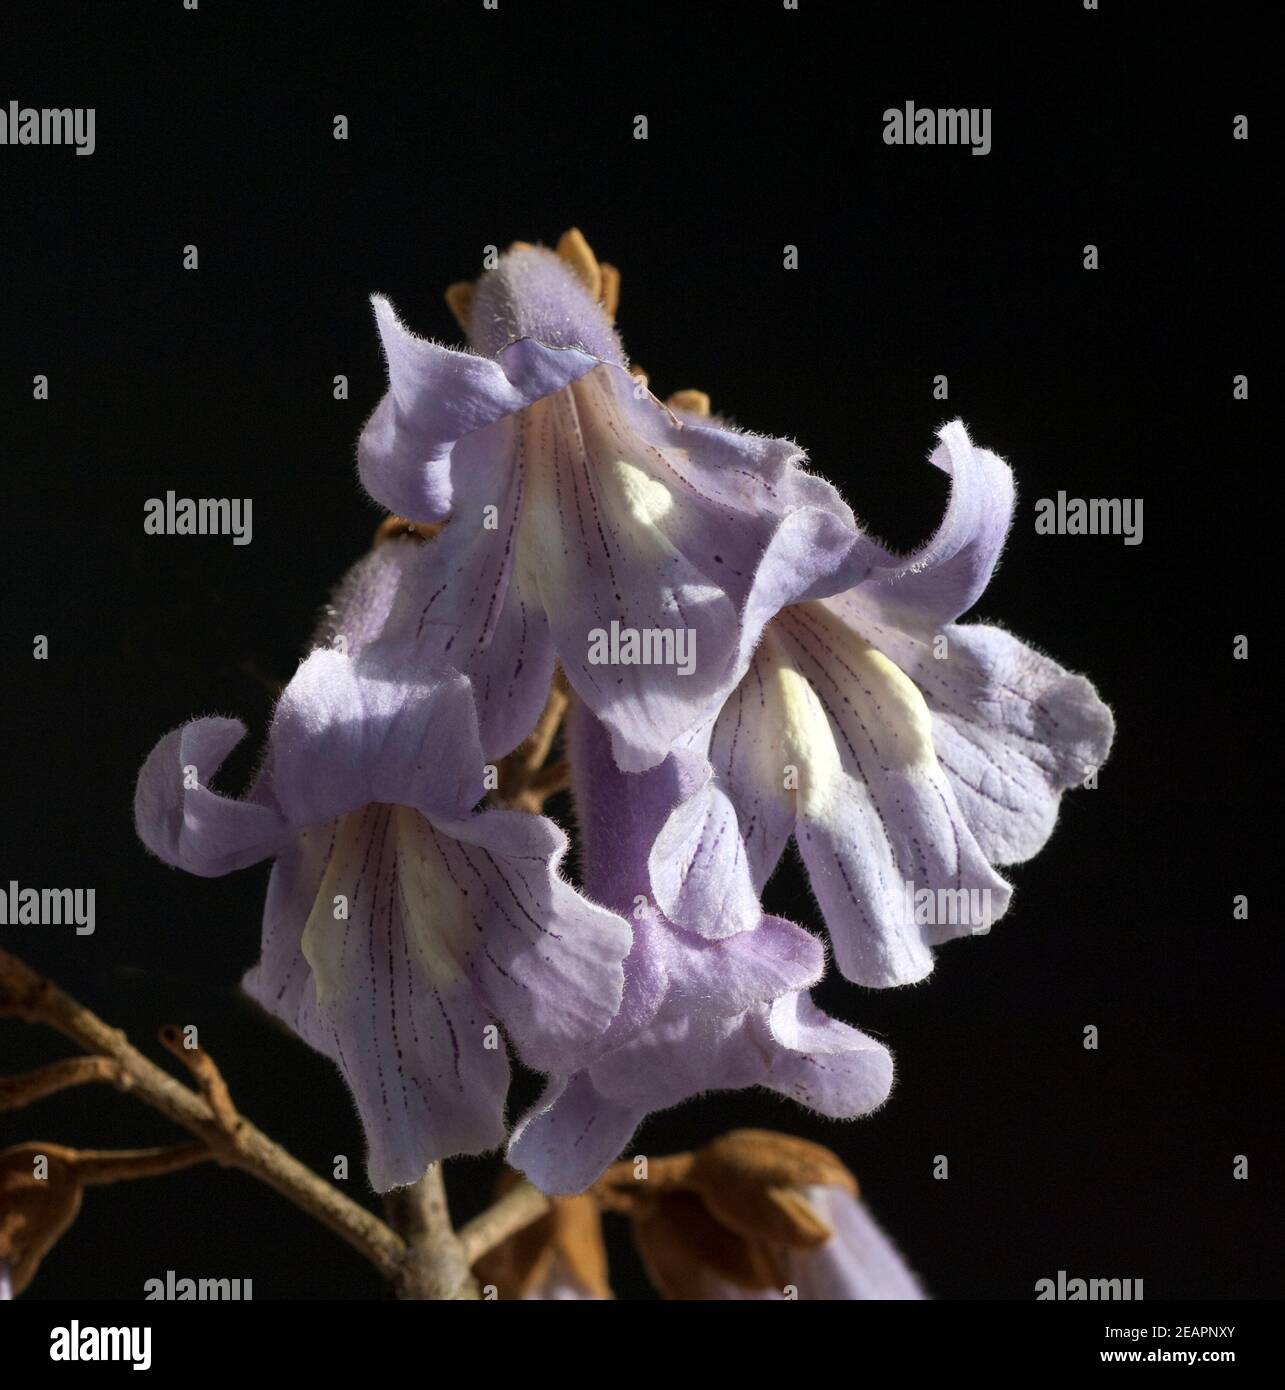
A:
[135,229,1113,1198]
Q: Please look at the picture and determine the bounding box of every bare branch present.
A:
[459,1179,551,1265]
[383,1164,478,1300]
[492,672,570,812]
[0,948,404,1281]
[0,1056,122,1110]
[158,1025,241,1141]
[71,1142,214,1186]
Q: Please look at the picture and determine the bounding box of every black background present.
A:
[1,0,1276,1302]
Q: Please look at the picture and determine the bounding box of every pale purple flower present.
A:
[650,420,1115,987]
[134,543,631,1191]
[506,697,893,1195]
[357,239,869,773]
[127,224,1117,1229]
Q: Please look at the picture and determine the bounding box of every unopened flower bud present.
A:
[630,1130,924,1300]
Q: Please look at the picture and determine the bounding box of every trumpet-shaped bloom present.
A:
[651,420,1115,987]
[506,697,893,1195]
[357,237,870,773]
[134,617,631,1191]
[127,225,1121,1236]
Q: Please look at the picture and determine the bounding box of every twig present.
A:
[505,760,571,814]
[70,1142,213,1186]
[517,673,570,779]
[492,672,570,811]
[0,1056,122,1110]
[158,1025,241,1140]
[458,1179,551,1264]
[383,1164,478,1300]
[0,948,404,1281]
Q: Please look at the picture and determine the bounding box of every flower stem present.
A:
[383,1164,478,1300]
[458,1179,551,1264]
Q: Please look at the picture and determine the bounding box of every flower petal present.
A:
[378,365,873,776]
[832,609,1115,866]
[358,294,604,523]
[255,800,627,1190]
[309,534,426,657]
[514,368,746,773]
[789,1187,926,1299]
[242,826,330,1025]
[273,805,513,1190]
[516,993,892,1194]
[267,647,486,827]
[759,993,895,1118]
[648,770,760,939]
[566,694,712,906]
[860,420,1015,629]
[736,502,879,672]
[425,809,632,1075]
[465,245,624,362]
[774,602,1011,985]
[134,717,285,877]
[654,913,825,1016]
[376,423,557,761]
[926,626,1114,863]
[704,638,817,891]
[507,1072,641,1197]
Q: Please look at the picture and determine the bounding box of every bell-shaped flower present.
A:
[651,418,1115,987]
[357,229,870,773]
[506,697,892,1196]
[133,575,632,1190]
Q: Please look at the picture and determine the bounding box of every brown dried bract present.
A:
[473,1169,611,1300]
[0,1143,83,1296]
[621,1130,858,1298]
